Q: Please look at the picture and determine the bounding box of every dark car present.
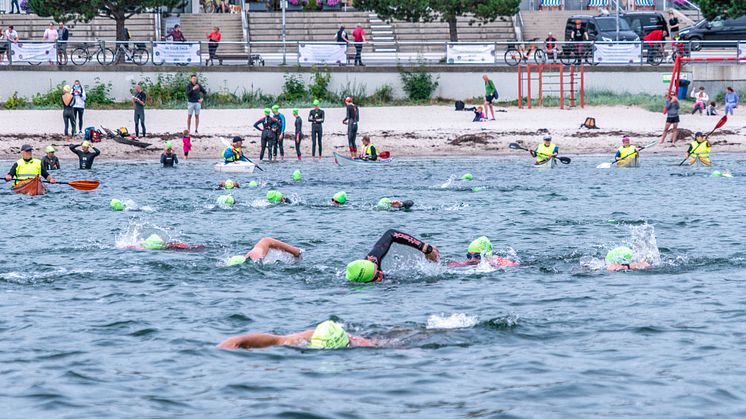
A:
[623,12,668,39]
[565,15,640,42]
[679,16,746,50]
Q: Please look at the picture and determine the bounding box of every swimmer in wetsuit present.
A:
[376,198,414,210]
[345,229,439,283]
[447,236,519,268]
[218,320,376,350]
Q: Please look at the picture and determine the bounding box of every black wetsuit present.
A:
[308,108,324,156]
[41,155,60,171]
[343,104,359,153]
[69,144,100,169]
[366,229,429,271]
[294,115,303,158]
[160,152,178,167]
[254,116,279,160]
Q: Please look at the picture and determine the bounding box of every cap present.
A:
[82,140,91,148]
[227,255,247,266]
[332,191,347,204]
[313,99,321,106]
[292,108,300,115]
[217,195,235,206]
[267,190,284,204]
[711,170,723,177]
[164,141,173,149]
[271,104,280,112]
[462,173,473,181]
[467,236,493,258]
[232,136,243,143]
[292,169,302,181]
[575,19,582,24]
[605,246,634,264]
[308,320,350,349]
[21,144,33,152]
[110,198,124,211]
[543,135,552,141]
[223,179,235,190]
[45,145,55,153]
[143,234,165,250]
[695,131,704,138]
[248,180,258,188]
[263,108,271,115]
[376,197,392,210]
[346,259,376,282]
[345,96,353,103]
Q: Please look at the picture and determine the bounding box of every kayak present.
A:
[617,156,639,168]
[11,176,48,196]
[214,161,256,173]
[333,152,394,166]
[688,156,712,167]
[533,158,557,169]
[113,136,151,149]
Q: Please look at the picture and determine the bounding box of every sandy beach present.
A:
[0,105,743,160]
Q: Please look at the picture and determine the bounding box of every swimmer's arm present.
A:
[246,237,301,261]
[217,333,285,349]
[349,335,376,347]
[388,230,439,262]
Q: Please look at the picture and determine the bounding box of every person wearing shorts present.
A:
[660,94,680,145]
[186,74,205,134]
[482,75,497,120]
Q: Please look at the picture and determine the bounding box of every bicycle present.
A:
[97,42,149,65]
[70,40,111,65]
[643,43,665,66]
[504,41,547,66]
[559,43,594,66]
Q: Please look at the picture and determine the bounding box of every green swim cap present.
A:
[271,104,280,112]
[468,236,493,257]
[471,186,483,192]
[605,246,634,264]
[292,108,300,115]
[292,169,302,181]
[228,255,247,266]
[264,108,271,115]
[81,140,91,148]
[711,170,722,177]
[45,145,55,153]
[313,99,321,106]
[164,141,173,149]
[376,198,392,210]
[333,191,347,204]
[110,198,124,211]
[267,190,284,204]
[248,180,258,188]
[143,234,165,250]
[224,179,235,190]
[462,173,473,181]
[308,320,350,349]
[346,259,376,282]
[217,195,235,206]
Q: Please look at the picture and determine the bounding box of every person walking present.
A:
[292,108,303,160]
[482,75,497,120]
[206,26,221,66]
[133,84,147,137]
[186,74,205,133]
[660,94,680,145]
[308,100,324,158]
[71,80,86,134]
[336,25,349,45]
[724,86,739,116]
[352,24,366,66]
[343,96,359,158]
[62,85,76,137]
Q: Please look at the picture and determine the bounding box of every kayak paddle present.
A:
[677,115,727,166]
[379,151,391,159]
[47,180,100,191]
[509,143,570,164]
[219,137,264,171]
[596,140,658,169]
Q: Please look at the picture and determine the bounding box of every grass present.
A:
[464,90,674,113]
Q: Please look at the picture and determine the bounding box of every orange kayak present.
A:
[12,176,48,196]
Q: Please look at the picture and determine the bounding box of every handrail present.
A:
[513,12,525,43]
[241,0,250,54]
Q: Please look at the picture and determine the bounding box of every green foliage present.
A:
[136,73,203,107]
[4,92,28,110]
[85,78,114,105]
[240,88,276,106]
[304,0,319,10]
[280,74,307,102]
[399,66,439,101]
[369,84,394,104]
[336,81,368,104]
[32,82,65,107]
[309,67,332,101]
[697,0,746,20]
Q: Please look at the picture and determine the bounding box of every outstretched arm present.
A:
[366,229,439,268]
[246,237,302,261]
[218,330,314,349]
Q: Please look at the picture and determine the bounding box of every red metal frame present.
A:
[517,64,584,110]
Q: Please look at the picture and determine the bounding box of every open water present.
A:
[2,155,746,418]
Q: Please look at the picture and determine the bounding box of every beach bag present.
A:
[455,100,465,111]
[84,126,96,141]
[90,130,102,143]
[117,127,129,137]
[580,117,598,129]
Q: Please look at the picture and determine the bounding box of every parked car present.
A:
[623,12,668,39]
[679,16,746,50]
[564,15,640,42]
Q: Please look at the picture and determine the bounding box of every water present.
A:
[2,156,746,417]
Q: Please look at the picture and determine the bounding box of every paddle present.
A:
[379,151,391,159]
[219,137,264,172]
[47,180,100,191]
[596,140,658,169]
[677,115,727,166]
[508,143,571,164]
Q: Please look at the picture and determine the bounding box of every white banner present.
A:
[446,44,495,64]
[593,43,642,64]
[11,43,56,64]
[739,43,746,59]
[152,42,201,65]
[298,44,347,65]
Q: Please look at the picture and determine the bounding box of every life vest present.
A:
[617,145,637,161]
[14,158,42,184]
[224,147,242,162]
[690,140,711,158]
[535,143,556,162]
[363,143,376,159]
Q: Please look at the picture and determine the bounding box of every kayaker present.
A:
[271,105,286,160]
[69,140,100,170]
[376,197,414,210]
[218,179,240,190]
[345,229,439,283]
[529,135,558,165]
[218,320,375,350]
[41,146,61,171]
[266,190,291,204]
[226,237,302,266]
[5,144,56,185]
[359,135,378,161]
[222,136,250,163]
[615,136,639,167]
[447,236,519,268]
[685,131,711,166]
[343,96,359,159]
[605,246,651,271]
[331,191,347,205]
[308,99,325,158]
[253,108,279,161]
[160,142,178,167]
[133,234,205,251]
[292,108,303,161]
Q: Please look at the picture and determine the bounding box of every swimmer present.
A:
[227,237,302,266]
[130,234,205,251]
[267,190,291,204]
[447,236,519,268]
[218,320,375,350]
[605,246,651,271]
[331,191,347,205]
[376,197,414,210]
[218,179,240,189]
[346,229,439,283]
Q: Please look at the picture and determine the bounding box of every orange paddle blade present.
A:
[379,151,391,159]
[66,180,100,191]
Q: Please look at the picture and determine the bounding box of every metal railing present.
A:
[0,39,744,67]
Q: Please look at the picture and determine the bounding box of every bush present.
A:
[239,88,275,107]
[399,66,439,101]
[85,78,114,106]
[304,0,319,10]
[336,80,367,104]
[309,67,331,101]
[136,72,204,107]
[31,82,65,107]
[210,90,241,106]
[4,92,28,109]
[280,74,307,102]
[370,84,394,104]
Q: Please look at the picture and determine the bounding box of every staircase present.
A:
[391,16,516,52]
[368,13,396,52]
[178,14,244,55]
[0,14,155,41]
[520,10,578,42]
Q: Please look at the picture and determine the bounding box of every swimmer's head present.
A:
[143,234,166,250]
[217,195,235,206]
[45,145,55,154]
[462,173,473,181]
[223,179,235,189]
[376,198,392,210]
[164,141,173,150]
[605,246,634,264]
[332,191,347,205]
[467,236,493,258]
[346,259,377,283]
[266,190,284,204]
[248,180,258,188]
[227,255,246,266]
[292,108,299,116]
[292,169,302,181]
[711,170,722,177]
[81,140,91,149]
[313,99,321,107]
[271,104,280,112]
[263,108,271,115]
[308,320,350,349]
[110,198,124,211]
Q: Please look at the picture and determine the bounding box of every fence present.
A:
[1,39,744,67]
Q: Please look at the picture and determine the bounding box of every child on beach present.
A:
[182,130,192,159]
[464,105,486,122]
[707,101,717,116]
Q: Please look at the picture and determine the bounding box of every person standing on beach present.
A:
[72,80,86,134]
[254,108,279,161]
[343,96,359,158]
[271,105,286,160]
[308,99,325,158]
[293,108,303,161]
[182,130,192,159]
[69,141,100,169]
[660,94,680,145]
[133,84,147,137]
[186,74,205,134]
[482,75,497,120]
[62,85,76,137]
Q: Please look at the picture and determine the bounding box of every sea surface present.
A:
[2,156,746,418]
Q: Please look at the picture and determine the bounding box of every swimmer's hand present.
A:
[425,245,440,263]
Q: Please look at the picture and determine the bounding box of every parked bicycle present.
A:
[504,39,547,66]
[643,43,665,66]
[70,40,112,65]
[98,42,150,65]
[559,43,594,66]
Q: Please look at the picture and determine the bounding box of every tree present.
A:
[28,0,185,41]
[353,0,520,42]
[697,0,746,21]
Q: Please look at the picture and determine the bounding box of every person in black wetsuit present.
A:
[345,230,440,283]
[343,96,359,158]
[69,141,100,169]
[160,142,178,167]
[41,146,60,171]
[293,108,303,160]
[308,100,325,158]
[253,108,280,161]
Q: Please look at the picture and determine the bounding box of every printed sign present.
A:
[11,42,56,64]
[446,44,496,64]
[298,44,347,65]
[153,42,201,65]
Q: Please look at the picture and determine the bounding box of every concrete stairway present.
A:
[368,12,395,52]
[248,11,370,53]
[391,16,516,52]
[178,14,244,55]
[0,13,155,41]
[520,10,578,41]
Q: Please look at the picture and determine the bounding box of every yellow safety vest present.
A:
[14,158,42,184]
[690,140,711,158]
[363,144,376,158]
[535,143,556,162]
[224,147,241,162]
[617,145,637,161]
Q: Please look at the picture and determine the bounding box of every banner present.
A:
[739,43,746,59]
[593,43,641,64]
[298,44,347,65]
[446,44,495,64]
[11,43,56,64]
[152,42,201,65]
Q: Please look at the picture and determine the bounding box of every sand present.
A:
[0,105,743,160]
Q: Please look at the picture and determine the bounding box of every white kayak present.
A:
[214,161,256,173]
[333,152,394,166]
